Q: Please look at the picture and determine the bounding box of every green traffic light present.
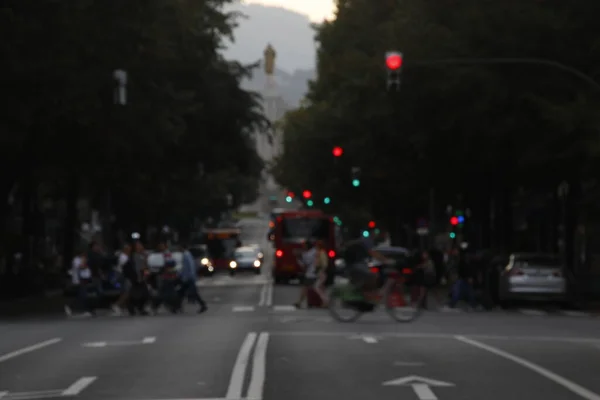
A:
[352,179,360,187]
[307,200,314,207]
[449,232,456,239]
[285,196,292,203]
[324,197,330,204]
[362,230,369,237]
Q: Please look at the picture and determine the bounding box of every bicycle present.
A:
[328,264,425,322]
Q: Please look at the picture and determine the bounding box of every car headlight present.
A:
[229,261,237,268]
[257,252,263,259]
[201,258,209,265]
[208,266,214,272]
[253,260,261,267]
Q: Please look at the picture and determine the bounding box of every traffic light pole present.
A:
[407,57,600,91]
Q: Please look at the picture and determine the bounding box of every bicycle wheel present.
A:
[384,279,423,322]
[328,285,363,323]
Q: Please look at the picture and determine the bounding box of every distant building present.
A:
[240,45,289,215]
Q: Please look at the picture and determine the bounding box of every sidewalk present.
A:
[0,290,65,318]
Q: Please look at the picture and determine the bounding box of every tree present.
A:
[0,0,269,287]
[273,0,600,247]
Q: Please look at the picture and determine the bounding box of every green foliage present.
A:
[273,0,600,232]
[0,0,267,232]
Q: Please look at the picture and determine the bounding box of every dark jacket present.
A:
[122,256,139,282]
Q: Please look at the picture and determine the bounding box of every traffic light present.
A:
[302,190,312,199]
[351,167,361,187]
[449,232,456,239]
[332,146,343,157]
[362,230,370,238]
[307,200,314,207]
[450,216,459,226]
[285,196,292,203]
[324,197,331,204]
[368,220,376,229]
[385,51,403,91]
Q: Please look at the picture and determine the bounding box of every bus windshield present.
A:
[206,236,239,259]
[280,218,330,242]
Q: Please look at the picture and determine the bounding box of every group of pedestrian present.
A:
[294,240,330,308]
[66,239,207,317]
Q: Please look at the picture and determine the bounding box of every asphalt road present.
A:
[2,218,600,400]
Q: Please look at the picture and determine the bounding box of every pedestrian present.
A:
[294,240,318,309]
[179,243,208,313]
[314,240,329,306]
[446,246,477,310]
[65,250,94,317]
[111,243,132,315]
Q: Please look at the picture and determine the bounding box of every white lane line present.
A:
[560,310,590,317]
[273,305,296,312]
[456,336,600,400]
[363,336,378,343]
[258,284,267,306]
[518,308,548,316]
[142,337,156,344]
[0,338,62,363]
[265,283,273,307]
[413,383,438,400]
[0,391,7,399]
[82,342,107,348]
[225,332,257,399]
[61,377,97,396]
[247,332,269,399]
[232,306,255,312]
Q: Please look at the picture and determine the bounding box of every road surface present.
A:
[1,218,600,400]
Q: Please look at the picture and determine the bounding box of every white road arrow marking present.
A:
[349,334,378,343]
[382,375,454,400]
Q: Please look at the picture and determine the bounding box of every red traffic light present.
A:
[368,221,376,229]
[385,51,403,71]
[332,146,343,157]
[450,216,459,226]
[302,190,312,199]
[287,191,295,198]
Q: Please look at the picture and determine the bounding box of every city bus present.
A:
[272,210,337,284]
[202,228,242,272]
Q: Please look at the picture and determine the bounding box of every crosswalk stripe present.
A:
[517,308,548,316]
[272,305,296,312]
[559,310,590,317]
[232,306,255,312]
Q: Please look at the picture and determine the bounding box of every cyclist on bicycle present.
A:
[342,231,394,300]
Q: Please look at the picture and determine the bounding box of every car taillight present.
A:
[328,250,335,258]
[402,268,412,275]
[269,221,274,228]
[275,250,283,258]
[370,267,379,274]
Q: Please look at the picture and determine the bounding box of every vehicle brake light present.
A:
[402,268,412,275]
[328,250,335,258]
[275,250,283,258]
[370,267,379,274]
[269,221,274,228]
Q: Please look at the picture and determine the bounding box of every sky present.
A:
[241,0,336,22]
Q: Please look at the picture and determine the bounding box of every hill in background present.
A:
[222,2,317,107]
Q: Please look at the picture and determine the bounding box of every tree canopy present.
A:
[0,0,268,260]
[272,0,600,249]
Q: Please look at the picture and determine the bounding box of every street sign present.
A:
[382,375,454,400]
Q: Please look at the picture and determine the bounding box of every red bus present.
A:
[272,210,337,283]
[202,228,242,272]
